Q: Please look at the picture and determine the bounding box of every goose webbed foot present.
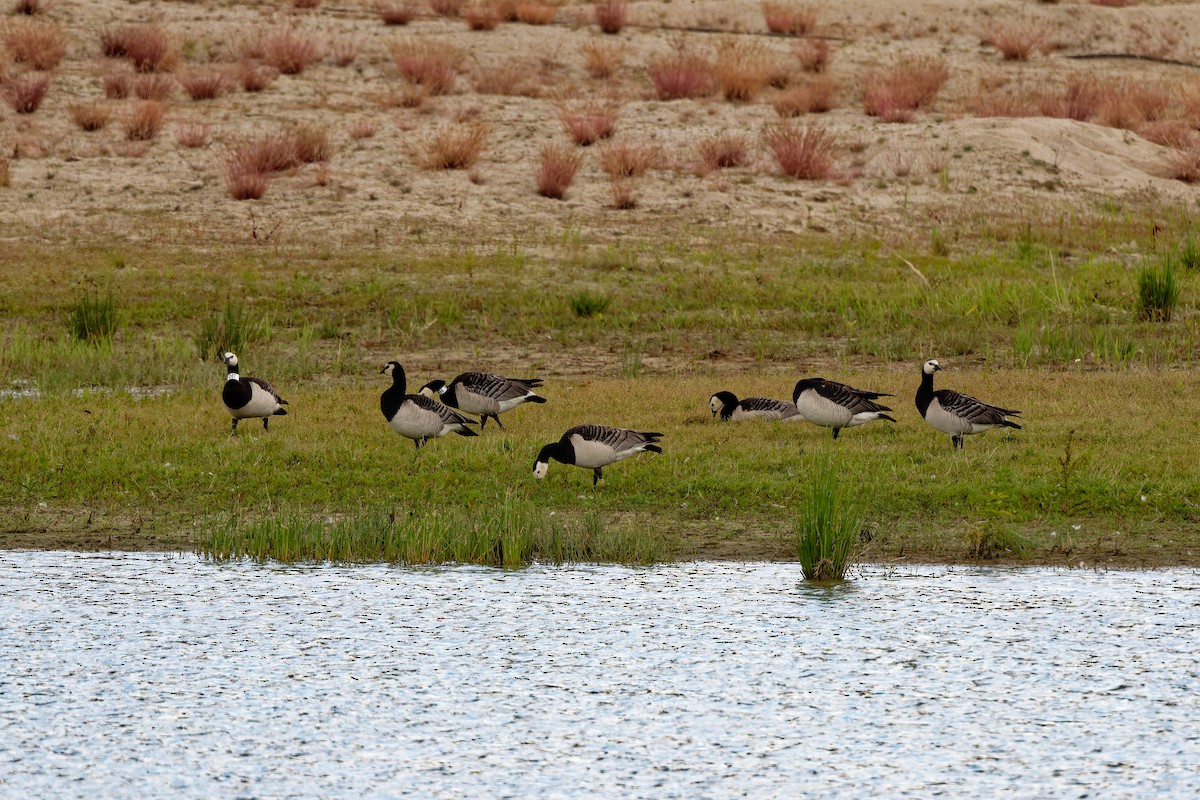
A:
[832,428,841,440]
[593,468,603,487]
[230,418,238,436]
[263,418,269,431]
[491,414,505,431]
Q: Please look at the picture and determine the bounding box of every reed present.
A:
[794,459,860,581]
[1136,260,1181,322]
[196,303,269,360]
[66,293,119,343]
[569,290,610,317]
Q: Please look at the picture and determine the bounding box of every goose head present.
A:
[922,359,942,375]
[709,391,737,420]
[420,379,447,398]
[222,352,239,368]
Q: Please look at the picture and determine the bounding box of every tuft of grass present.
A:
[0,157,9,188]
[610,177,637,209]
[862,56,949,123]
[794,459,860,581]
[559,98,620,146]
[792,38,831,73]
[417,122,490,170]
[197,303,269,361]
[376,1,415,25]
[389,38,464,94]
[67,293,120,344]
[581,39,624,79]
[515,2,556,25]
[1176,235,1200,272]
[12,0,57,14]
[594,0,627,35]
[1,72,49,113]
[238,62,279,92]
[262,27,321,75]
[1167,142,1200,184]
[984,22,1049,61]
[569,290,610,317]
[122,100,166,141]
[763,122,837,179]
[68,102,112,132]
[177,68,234,100]
[598,139,659,178]
[649,39,715,100]
[762,2,817,36]
[133,73,175,101]
[430,0,466,16]
[771,75,838,116]
[175,121,212,149]
[2,17,67,70]
[102,70,130,99]
[695,133,749,173]
[536,142,583,199]
[465,1,501,31]
[1136,260,1181,322]
[714,38,776,102]
[102,23,178,73]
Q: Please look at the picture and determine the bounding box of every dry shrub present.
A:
[263,27,320,75]
[473,61,540,96]
[69,102,112,131]
[348,118,379,139]
[581,40,624,79]
[231,131,301,176]
[418,122,489,169]
[177,68,234,100]
[862,56,949,122]
[610,177,637,209]
[175,121,212,148]
[594,0,627,34]
[431,0,466,17]
[649,40,715,100]
[984,22,1048,61]
[772,75,838,116]
[762,2,817,36]
[515,2,557,25]
[598,139,659,178]
[389,39,464,94]
[970,91,1037,118]
[465,2,502,31]
[0,157,8,187]
[239,62,279,92]
[695,133,749,173]
[100,71,129,99]
[376,2,415,25]
[559,98,619,145]
[292,123,332,164]
[1038,73,1106,121]
[793,38,831,73]
[713,39,777,102]
[1167,142,1200,183]
[13,0,57,14]
[123,100,166,141]
[2,17,67,71]
[764,122,836,179]
[330,37,360,67]
[103,24,178,73]
[1,72,49,112]
[134,73,175,101]
[536,142,583,198]
[1140,120,1194,150]
[224,150,273,200]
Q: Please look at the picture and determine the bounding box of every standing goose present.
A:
[419,372,546,430]
[221,351,288,435]
[533,425,663,486]
[792,377,896,439]
[709,391,803,422]
[915,359,1021,449]
[381,361,479,449]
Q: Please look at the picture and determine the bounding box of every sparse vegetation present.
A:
[101,70,130,99]
[122,100,166,140]
[598,139,659,178]
[175,121,212,149]
[714,38,777,102]
[536,142,583,199]
[176,68,234,100]
[465,1,501,31]
[102,23,177,73]
[69,102,112,131]
[238,62,279,92]
[792,37,831,73]
[649,40,715,100]
[376,1,415,25]
[197,302,268,360]
[67,293,119,343]
[772,75,838,116]
[794,460,860,581]
[984,22,1049,61]
[762,2,817,36]
[1136,260,1181,321]
[581,39,624,79]
[569,289,610,317]
[262,27,321,75]
[2,17,67,71]
[559,98,620,146]
[594,0,627,35]
[1,72,49,113]
[418,122,489,170]
[764,122,837,179]
[133,73,175,101]
[515,2,556,25]
[389,38,464,94]
[862,56,949,122]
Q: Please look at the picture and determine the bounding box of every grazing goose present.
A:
[381,361,478,449]
[709,391,803,422]
[533,425,663,486]
[221,352,288,434]
[915,359,1021,449]
[419,372,546,430]
[791,377,896,439]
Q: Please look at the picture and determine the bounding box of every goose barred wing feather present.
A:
[739,397,794,414]
[933,389,1020,424]
[246,376,285,403]
[412,393,476,425]
[566,424,663,452]
[459,372,541,402]
[816,380,893,413]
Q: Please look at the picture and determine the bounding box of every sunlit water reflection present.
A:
[1,552,1197,798]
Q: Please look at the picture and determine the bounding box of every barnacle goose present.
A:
[533,425,663,486]
[709,391,803,422]
[221,352,288,434]
[419,372,546,430]
[915,359,1021,449]
[792,377,896,439]
[381,361,479,449]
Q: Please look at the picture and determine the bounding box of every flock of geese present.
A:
[220,352,1022,486]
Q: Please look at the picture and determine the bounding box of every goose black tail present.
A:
[878,413,897,423]
[641,431,665,441]
[279,398,289,405]
[455,426,480,437]
[526,395,548,404]
[1001,420,1022,430]
[643,444,663,454]
[273,408,288,416]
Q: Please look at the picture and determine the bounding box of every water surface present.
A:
[1,552,1197,798]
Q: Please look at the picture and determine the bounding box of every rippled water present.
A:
[1,553,1198,799]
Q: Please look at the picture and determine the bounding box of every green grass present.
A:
[67,293,119,343]
[197,302,271,361]
[569,290,610,318]
[795,458,860,580]
[1137,260,1182,322]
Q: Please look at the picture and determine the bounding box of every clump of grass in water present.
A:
[569,290,610,318]
[795,460,860,581]
[67,293,120,343]
[197,303,269,360]
[201,496,664,566]
[1136,260,1181,322]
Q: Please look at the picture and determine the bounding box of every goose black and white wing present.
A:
[459,371,543,401]
[568,424,662,452]
[246,375,287,405]
[933,389,1022,427]
[795,378,892,414]
[412,393,477,426]
[739,397,795,415]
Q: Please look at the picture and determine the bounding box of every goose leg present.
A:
[491,414,506,431]
[413,438,422,450]
[263,417,269,431]
[832,427,841,440]
[952,435,963,450]
[593,467,603,487]
[230,418,239,436]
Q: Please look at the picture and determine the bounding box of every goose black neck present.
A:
[915,371,934,416]
[381,367,407,420]
[538,440,573,466]
[226,364,240,377]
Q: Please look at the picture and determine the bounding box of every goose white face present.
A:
[923,359,942,374]
[533,461,549,479]
[381,363,395,377]
[222,352,238,367]
[708,395,722,417]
